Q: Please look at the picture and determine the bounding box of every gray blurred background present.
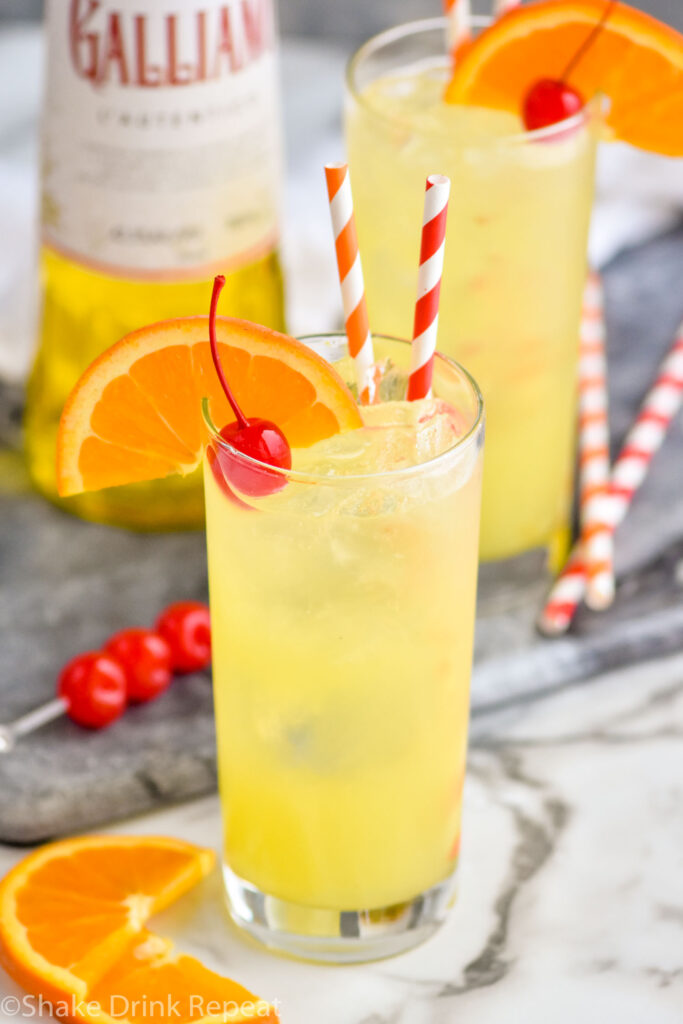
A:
[1,0,681,38]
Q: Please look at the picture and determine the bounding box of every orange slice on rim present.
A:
[0,836,279,1024]
[56,317,362,497]
[445,0,683,155]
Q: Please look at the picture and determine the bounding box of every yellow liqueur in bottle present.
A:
[26,0,285,528]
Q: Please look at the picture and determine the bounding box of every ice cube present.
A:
[361,398,465,464]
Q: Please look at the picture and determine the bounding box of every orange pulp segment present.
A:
[85,931,278,1024]
[445,0,683,155]
[57,317,362,497]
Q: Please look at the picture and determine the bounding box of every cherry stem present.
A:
[561,0,616,83]
[209,275,249,430]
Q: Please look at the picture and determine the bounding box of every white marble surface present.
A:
[2,652,683,1022]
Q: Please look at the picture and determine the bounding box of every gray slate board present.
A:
[1,225,683,844]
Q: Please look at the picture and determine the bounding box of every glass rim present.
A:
[346,15,606,146]
[202,334,485,487]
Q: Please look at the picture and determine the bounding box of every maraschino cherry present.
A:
[523,1,616,132]
[523,78,584,131]
[208,275,291,497]
[57,652,127,729]
[155,601,211,674]
[105,628,173,704]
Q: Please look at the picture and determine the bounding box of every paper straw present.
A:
[578,272,614,610]
[493,0,522,16]
[537,546,588,637]
[538,322,683,636]
[443,0,471,52]
[407,175,451,402]
[324,163,375,404]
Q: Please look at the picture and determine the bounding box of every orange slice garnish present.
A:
[57,317,362,497]
[0,836,278,1024]
[86,931,278,1024]
[445,0,683,155]
[0,836,214,1003]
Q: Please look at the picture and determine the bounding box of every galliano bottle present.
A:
[26,0,285,527]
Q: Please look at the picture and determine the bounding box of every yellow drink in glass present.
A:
[345,18,602,567]
[204,335,484,961]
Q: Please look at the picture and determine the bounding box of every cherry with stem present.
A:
[207,275,291,497]
[523,0,617,132]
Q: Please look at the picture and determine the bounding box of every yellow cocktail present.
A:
[204,335,484,961]
[346,18,601,565]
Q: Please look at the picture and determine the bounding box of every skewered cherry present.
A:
[155,601,211,673]
[105,628,173,703]
[1,599,213,753]
[57,652,128,729]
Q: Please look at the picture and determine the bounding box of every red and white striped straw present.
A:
[324,163,375,404]
[537,545,587,637]
[443,0,471,52]
[493,0,522,16]
[578,272,614,610]
[539,322,683,636]
[407,175,451,402]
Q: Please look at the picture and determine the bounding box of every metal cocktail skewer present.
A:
[0,698,68,754]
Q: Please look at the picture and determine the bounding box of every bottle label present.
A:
[42,0,282,279]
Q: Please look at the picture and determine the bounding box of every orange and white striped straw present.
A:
[324,163,375,404]
[538,321,683,636]
[407,174,451,402]
[493,0,522,16]
[578,272,614,610]
[443,0,471,53]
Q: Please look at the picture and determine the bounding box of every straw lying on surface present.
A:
[443,0,471,52]
[578,272,614,610]
[324,163,376,404]
[538,322,683,636]
[407,175,451,402]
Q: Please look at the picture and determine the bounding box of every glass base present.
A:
[223,864,458,963]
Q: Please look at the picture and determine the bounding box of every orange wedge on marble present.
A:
[445,0,683,155]
[85,931,277,1024]
[56,317,362,496]
[0,836,278,1024]
[0,836,214,1002]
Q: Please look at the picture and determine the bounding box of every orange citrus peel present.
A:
[445,0,683,155]
[0,836,278,1024]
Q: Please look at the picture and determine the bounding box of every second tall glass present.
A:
[346,17,602,571]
